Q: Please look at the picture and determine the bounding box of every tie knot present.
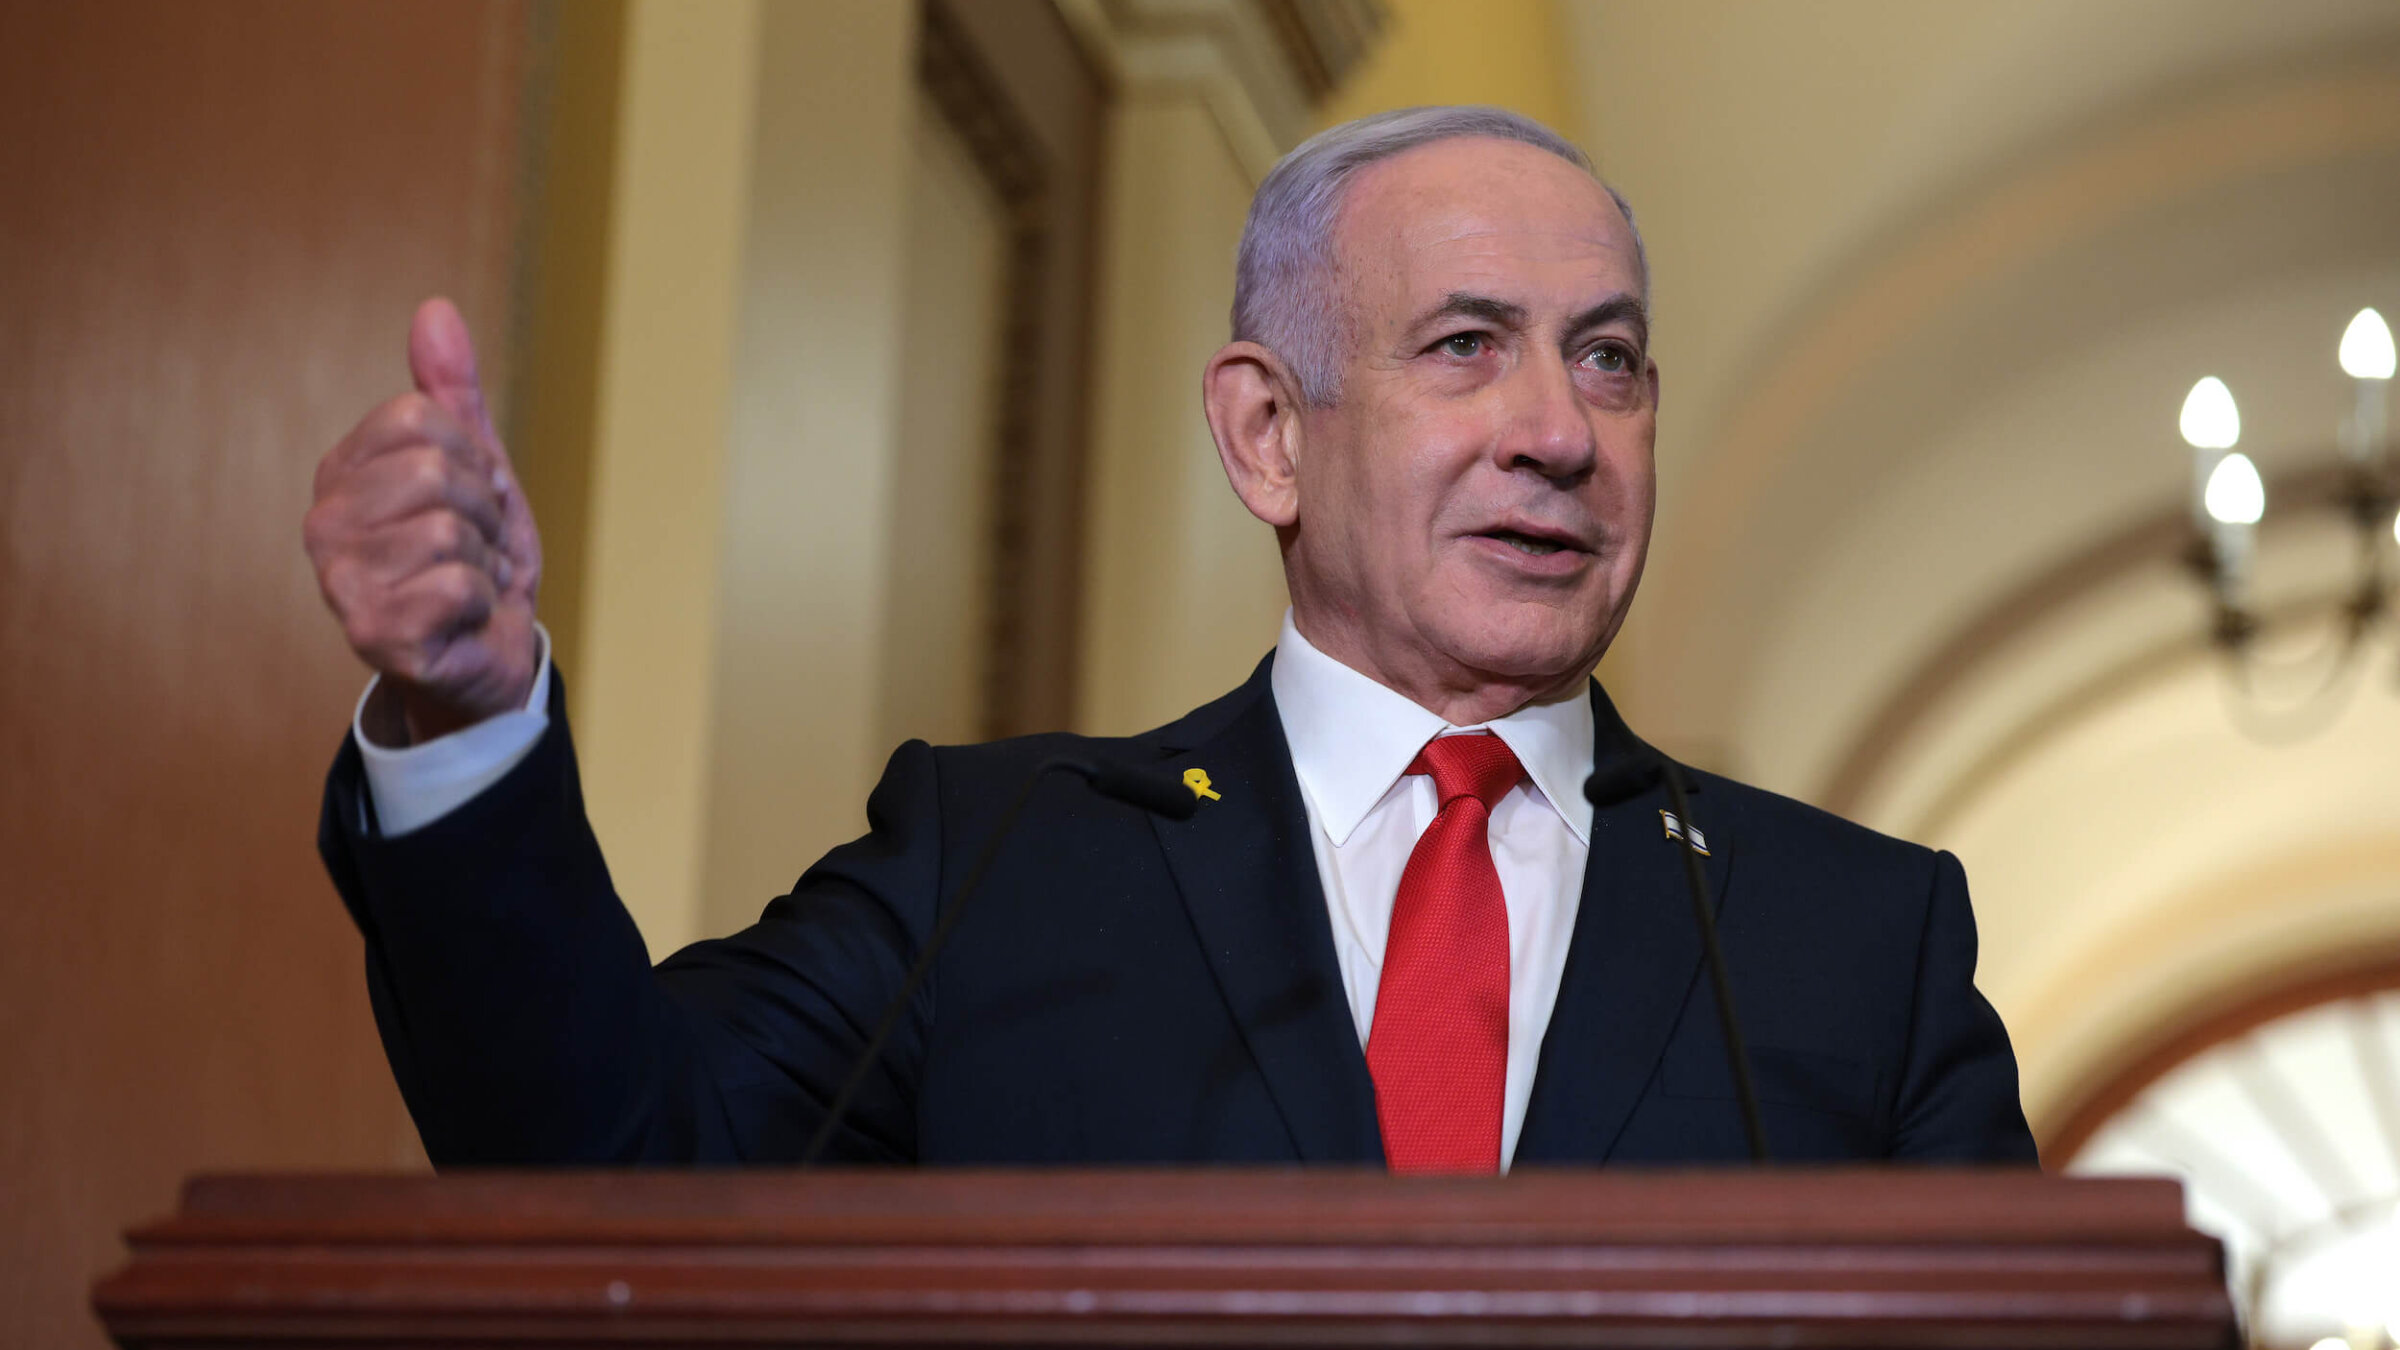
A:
[1407,733,1524,813]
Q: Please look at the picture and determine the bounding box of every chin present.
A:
[1429,598,1607,688]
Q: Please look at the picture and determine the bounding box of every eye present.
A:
[1582,341,1638,374]
[1435,332,1488,359]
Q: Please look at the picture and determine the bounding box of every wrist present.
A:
[358,679,416,749]
[396,670,537,744]
[398,687,481,744]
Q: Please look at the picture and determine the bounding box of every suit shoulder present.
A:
[1693,769,1941,878]
[911,659,1275,783]
[916,727,1145,782]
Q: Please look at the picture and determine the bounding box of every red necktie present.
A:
[1367,732,1522,1173]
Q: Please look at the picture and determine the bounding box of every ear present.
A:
[1203,340,1304,529]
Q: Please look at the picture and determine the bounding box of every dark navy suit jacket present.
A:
[318,655,2038,1166]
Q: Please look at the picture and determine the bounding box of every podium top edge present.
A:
[134,1167,2199,1248]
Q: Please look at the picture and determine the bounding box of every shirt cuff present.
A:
[353,625,554,837]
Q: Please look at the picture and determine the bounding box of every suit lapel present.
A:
[1514,684,1737,1164]
[1145,659,1383,1164]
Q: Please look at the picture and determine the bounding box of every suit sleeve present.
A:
[316,675,942,1164]
[1887,850,2041,1163]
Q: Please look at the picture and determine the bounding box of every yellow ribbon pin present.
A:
[1183,768,1222,802]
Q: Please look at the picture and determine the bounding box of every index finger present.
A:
[330,391,494,486]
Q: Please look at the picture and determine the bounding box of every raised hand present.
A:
[304,298,544,743]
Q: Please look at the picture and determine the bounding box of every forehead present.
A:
[1334,137,1639,317]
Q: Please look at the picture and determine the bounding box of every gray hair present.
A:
[1231,105,1647,407]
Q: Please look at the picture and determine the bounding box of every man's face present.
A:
[1285,137,1657,713]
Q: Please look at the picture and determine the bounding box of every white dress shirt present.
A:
[353,626,554,836]
[1268,613,1593,1169]
[355,614,1595,1166]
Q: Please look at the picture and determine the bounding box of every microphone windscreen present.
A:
[1584,756,1658,807]
[1073,758,1201,821]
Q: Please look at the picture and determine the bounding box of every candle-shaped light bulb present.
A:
[2204,452,2265,525]
[2203,452,2264,607]
[2179,376,2240,449]
[2341,309,2394,466]
[2340,308,2396,380]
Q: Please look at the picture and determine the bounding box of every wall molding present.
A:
[1053,0,1385,178]
[919,0,1056,740]
[2042,941,2400,1166]
[1820,460,2355,821]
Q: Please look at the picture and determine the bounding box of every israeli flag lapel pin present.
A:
[1658,809,1710,856]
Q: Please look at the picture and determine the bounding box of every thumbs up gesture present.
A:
[304,299,544,743]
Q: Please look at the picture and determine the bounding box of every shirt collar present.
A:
[1270,610,1595,847]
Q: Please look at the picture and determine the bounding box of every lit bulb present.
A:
[2340,307,2396,380]
[2307,1339,2346,1350]
[2180,376,2241,449]
[2391,508,2399,547]
[2204,452,2265,524]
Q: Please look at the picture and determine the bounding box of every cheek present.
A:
[1597,413,1658,505]
[1316,387,1507,572]
[1388,408,1497,508]
[1331,401,1464,520]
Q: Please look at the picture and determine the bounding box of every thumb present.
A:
[407,296,500,447]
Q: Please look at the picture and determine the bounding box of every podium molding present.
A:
[93,1168,2236,1348]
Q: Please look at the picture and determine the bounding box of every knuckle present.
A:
[317,559,362,612]
[401,445,451,497]
[428,564,477,611]
[348,611,395,659]
[385,391,439,442]
[423,511,467,557]
[303,496,354,545]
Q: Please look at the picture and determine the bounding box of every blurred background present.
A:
[6,1,2400,1345]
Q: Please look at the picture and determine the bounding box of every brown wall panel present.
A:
[0,2,529,1344]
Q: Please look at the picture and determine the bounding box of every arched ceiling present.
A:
[1557,3,2400,1142]
[1566,0,2400,495]
[1561,4,2400,775]
[1744,251,2400,800]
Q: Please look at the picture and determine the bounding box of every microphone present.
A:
[1076,756,1201,822]
[1585,749,1771,1163]
[800,754,1196,1164]
[1580,754,1660,809]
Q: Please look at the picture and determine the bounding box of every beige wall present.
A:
[877,96,1011,755]
[563,0,938,950]
[1077,95,1290,736]
[572,0,760,954]
[693,0,919,942]
[1321,0,1576,145]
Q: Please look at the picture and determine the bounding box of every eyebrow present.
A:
[1409,290,1650,352]
[1566,294,1650,352]
[1412,292,1529,334]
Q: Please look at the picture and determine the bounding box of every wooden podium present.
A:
[93,1169,2235,1348]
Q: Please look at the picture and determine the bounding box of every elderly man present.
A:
[305,107,2036,1169]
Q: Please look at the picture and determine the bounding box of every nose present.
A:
[1497,353,1597,485]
